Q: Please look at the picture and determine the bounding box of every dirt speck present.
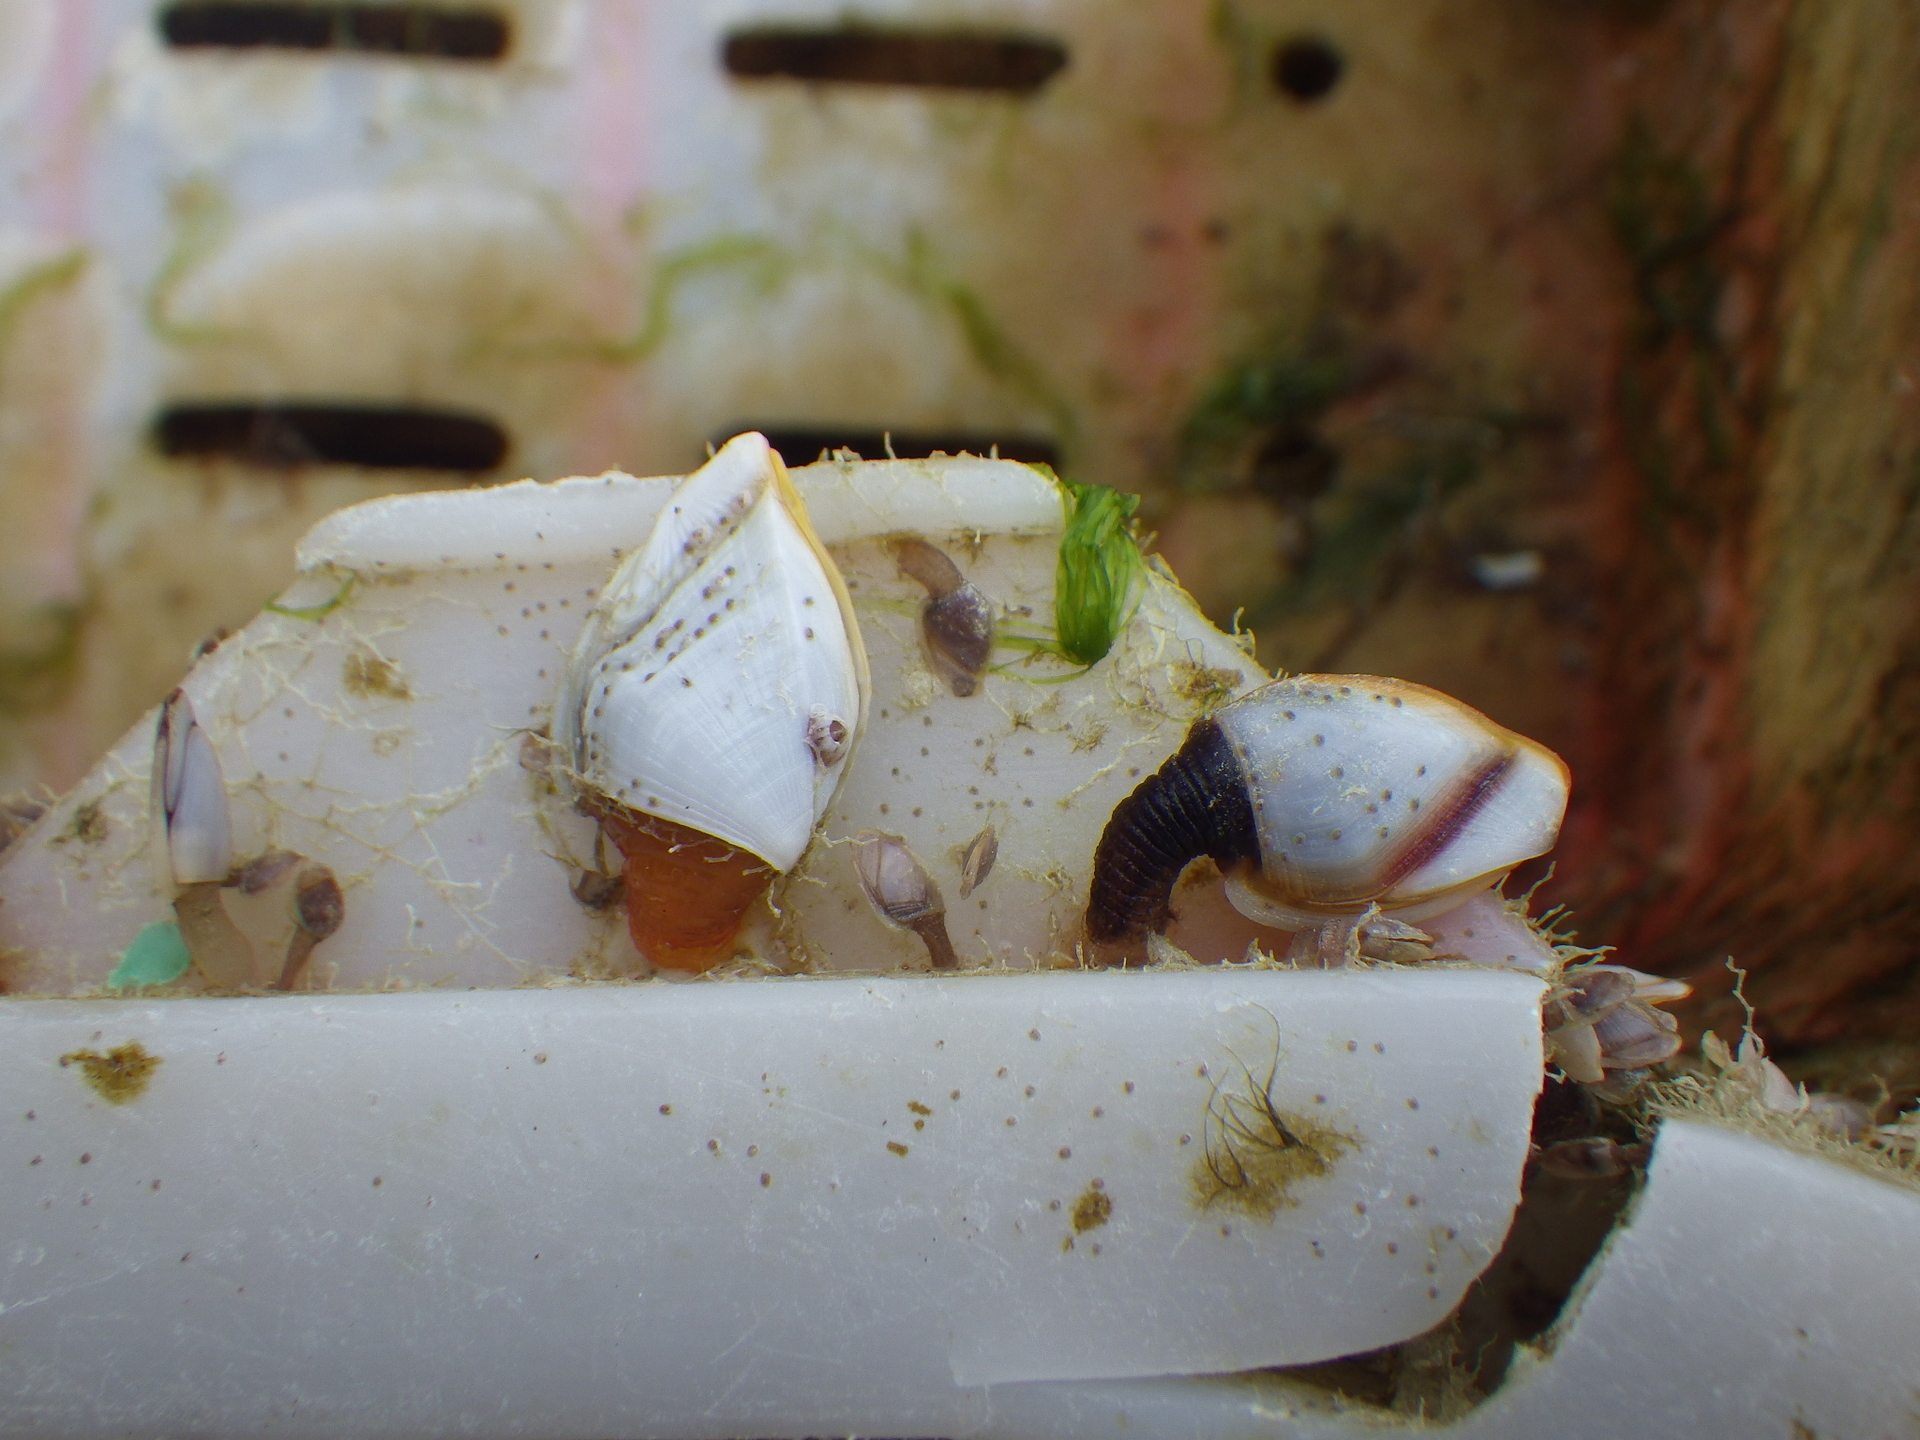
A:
[887,1140,909,1157]
[1070,1182,1112,1233]
[343,649,412,701]
[907,1100,932,1116]
[56,801,108,848]
[59,1042,161,1103]
[1172,661,1243,710]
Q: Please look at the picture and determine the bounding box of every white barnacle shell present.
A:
[154,689,234,887]
[1216,676,1570,930]
[554,432,869,873]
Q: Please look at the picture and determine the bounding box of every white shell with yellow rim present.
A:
[555,433,869,873]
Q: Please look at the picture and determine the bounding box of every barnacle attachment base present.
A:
[589,801,778,972]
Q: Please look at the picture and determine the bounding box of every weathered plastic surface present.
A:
[0,969,1545,1437]
[985,1121,1920,1440]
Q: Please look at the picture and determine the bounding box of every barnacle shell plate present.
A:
[555,434,868,873]
[1219,676,1570,930]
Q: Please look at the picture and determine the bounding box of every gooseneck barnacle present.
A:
[1084,675,1570,964]
[553,433,869,972]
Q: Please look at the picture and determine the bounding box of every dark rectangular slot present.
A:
[159,4,510,61]
[722,28,1066,93]
[155,403,510,473]
[744,428,1059,470]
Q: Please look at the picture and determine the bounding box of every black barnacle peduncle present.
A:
[1084,717,1258,962]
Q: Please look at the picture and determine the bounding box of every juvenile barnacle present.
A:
[275,865,344,992]
[892,536,993,697]
[153,690,254,988]
[958,824,998,899]
[553,434,869,972]
[1083,675,1570,964]
[850,830,960,970]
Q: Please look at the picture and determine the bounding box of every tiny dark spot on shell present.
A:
[760,1172,772,1187]
[1373,1042,1385,1054]
[1058,1147,1072,1159]
[1386,1241,1398,1255]
[1406,1097,1420,1110]
[659,1104,672,1115]
[1346,1041,1358,1053]
[1029,1029,1041,1041]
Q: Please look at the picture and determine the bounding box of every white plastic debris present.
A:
[982,1120,1920,1439]
[0,968,1544,1437]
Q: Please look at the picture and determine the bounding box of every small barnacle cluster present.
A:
[149,690,344,992]
[1542,962,1688,1099]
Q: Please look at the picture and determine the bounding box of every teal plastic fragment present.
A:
[107,920,192,990]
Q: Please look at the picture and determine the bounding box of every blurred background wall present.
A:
[0,0,1916,1064]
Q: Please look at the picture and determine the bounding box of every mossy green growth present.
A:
[1053,478,1142,667]
[108,920,193,990]
[1177,352,1350,493]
